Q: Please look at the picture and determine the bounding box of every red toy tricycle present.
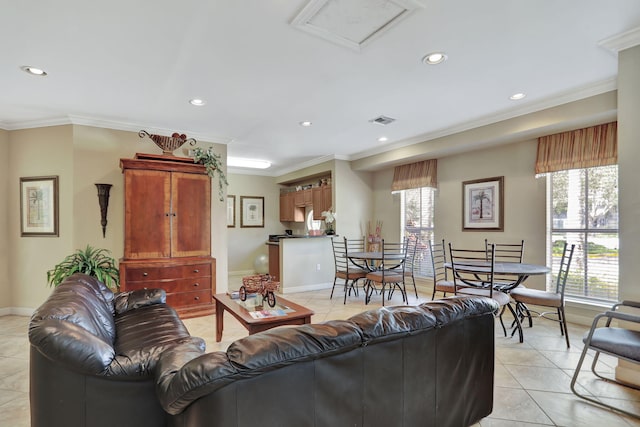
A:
[240,274,280,307]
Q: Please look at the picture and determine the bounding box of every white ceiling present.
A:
[2,0,640,175]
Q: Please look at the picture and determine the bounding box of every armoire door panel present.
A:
[171,172,211,257]
[124,169,171,258]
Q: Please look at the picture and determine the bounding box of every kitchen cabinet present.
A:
[280,192,305,222]
[312,185,332,220]
[119,153,215,318]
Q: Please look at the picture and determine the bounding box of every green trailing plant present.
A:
[193,147,229,201]
[47,245,120,291]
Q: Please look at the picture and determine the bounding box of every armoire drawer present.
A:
[124,277,211,294]
[125,263,211,282]
[166,289,212,308]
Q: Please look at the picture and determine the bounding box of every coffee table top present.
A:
[213,293,314,326]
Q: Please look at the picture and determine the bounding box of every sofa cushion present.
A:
[114,288,167,315]
[107,303,196,377]
[420,295,500,325]
[155,320,363,415]
[348,305,437,344]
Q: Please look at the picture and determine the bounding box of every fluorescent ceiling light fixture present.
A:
[227,157,271,169]
[189,98,206,106]
[422,52,447,65]
[377,136,388,142]
[509,92,526,100]
[21,65,47,76]
[299,121,313,127]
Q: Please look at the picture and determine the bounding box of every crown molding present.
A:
[599,26,640,54]
[0,114,234,145]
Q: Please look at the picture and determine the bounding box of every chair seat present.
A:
[510,287,561,307]
[457,287,511,307]
[366,271,404,283]
[586,327,640,362]
[435,280,455,293]
[336,269,367,280]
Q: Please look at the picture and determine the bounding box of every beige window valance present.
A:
[535,121,617,175]
[391,159,437,191]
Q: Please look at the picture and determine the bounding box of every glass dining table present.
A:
[443,261,550,291]
[348,251,407,272]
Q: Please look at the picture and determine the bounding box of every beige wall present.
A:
[618,45,640,303]
[9,126,74,311]
[226,173,280,274]
[5,125,228,311]
[333,160,373,240]
[435,139,547,289]
[0,130,9,310]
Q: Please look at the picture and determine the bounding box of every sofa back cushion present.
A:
[29,273,117,374]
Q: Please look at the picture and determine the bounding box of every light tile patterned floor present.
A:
[3,284,640,426]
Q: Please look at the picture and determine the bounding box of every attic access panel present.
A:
[291,0,425,51]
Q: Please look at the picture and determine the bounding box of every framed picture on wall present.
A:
[240,196,264,228]
[462,176,504,231]
[20,175,59,237]
[227,195,236,228]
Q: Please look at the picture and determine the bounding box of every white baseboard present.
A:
[0,307,34,317]
[281,282,333,294]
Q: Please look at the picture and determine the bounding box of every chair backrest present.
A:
[555,242,575,297]
[346,237,365,253]
[449,243,495,297]
[380,239,407,276]
[404,238,418,273]
[485,239,525,263]
[331,237,350,273]
[429,239,448,284]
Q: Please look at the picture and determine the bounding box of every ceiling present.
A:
[2,0,640,175]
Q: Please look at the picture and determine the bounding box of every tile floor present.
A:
[3,284,640,427]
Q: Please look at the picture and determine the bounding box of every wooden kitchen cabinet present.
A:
[280,192,305,222]
[119,153,215,318]
[312,185,332,220]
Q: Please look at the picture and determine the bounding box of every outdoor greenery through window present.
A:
[549,165,618,302]
[401,187,435,278]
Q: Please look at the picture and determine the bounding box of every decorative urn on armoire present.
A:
[118,135,216,318]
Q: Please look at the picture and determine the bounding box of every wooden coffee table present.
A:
[213,293,314,342]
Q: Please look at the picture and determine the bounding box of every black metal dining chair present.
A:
[485,239,525,291]
[570,300,640,418]
[449,243,522,342]
[364,239,408,306]
[509,242,575,347]
[330,237,368,304]
[430,239,455,299]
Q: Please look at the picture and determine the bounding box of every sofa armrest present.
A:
[114,289,166,314]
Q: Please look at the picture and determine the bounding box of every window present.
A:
[549,165,618,302]
[400,187,435,278]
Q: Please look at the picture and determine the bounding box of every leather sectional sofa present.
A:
[29,273,204,427]
[29,273,499,427]
[156,296,499,427]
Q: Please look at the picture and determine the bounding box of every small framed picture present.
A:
[240,196,264,228]
[20,176,59,237]
[227,195,236,228]
[462,176,504,231]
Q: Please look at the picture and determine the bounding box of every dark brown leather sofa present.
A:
[156,296,499,427]
[29,273,204,427]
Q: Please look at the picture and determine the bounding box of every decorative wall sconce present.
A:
[95,183,113,238]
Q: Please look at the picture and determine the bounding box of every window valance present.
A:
[391,159,437,191]
[535,121,617,175]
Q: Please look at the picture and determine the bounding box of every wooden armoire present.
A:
[119,153,215,318]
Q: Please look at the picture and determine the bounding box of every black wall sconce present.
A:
[95,183,113,238]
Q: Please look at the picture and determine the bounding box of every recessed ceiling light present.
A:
[299,121,312,127]
[509,93,526,100]
[21,66,47,76]
[227,157,271,169]
[189,99,206,106]
[422,52,447,65]
[377,136,388,142]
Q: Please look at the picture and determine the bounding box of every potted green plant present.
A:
[193,147,229,201]
[47,245,120,291]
